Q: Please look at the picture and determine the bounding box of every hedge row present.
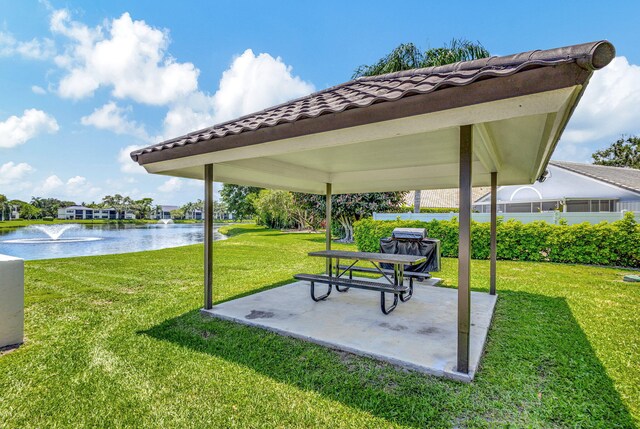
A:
[353,212,640,268]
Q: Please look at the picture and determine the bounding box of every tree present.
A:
[30,197,75,218]
[592,135,640,169]
[293,192,407,242]
[220,184,262,220]
[170,208,185,220]
[0,194,9,221]
[11,200,41,220]
[353,39,490,212]
[254,190,295,229]
[134,198,154,219]
[102,194,135,218]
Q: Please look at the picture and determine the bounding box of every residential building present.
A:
[57,206,136,220]
[184,209,203,220]
[10,205,20,220]
[153,205,179,220]
[405,188,491,211]
[473,161,640,213]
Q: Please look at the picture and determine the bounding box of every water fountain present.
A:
[4,224,102,244]
[157,219,174,225]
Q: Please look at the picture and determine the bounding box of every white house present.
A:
[10,205,20,220]
[153,205,179,220]
[57,206,136,220]
[184,209,203,220]
[473,161,640,213]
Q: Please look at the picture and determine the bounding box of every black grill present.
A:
[379,228,441,274]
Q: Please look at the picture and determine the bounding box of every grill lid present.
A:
[392,228,426,240]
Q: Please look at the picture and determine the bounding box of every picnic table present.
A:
[294,250,426,314]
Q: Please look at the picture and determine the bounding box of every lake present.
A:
[0,223,226,261]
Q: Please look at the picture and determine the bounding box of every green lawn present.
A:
[0,224,638,428]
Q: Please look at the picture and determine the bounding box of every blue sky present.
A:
[1,0,639,205]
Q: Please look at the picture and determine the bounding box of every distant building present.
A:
[184,209,203,220]
[473,161,640,213]
[153,205,180,220]
[405,188,491,210]
[57,206,136,220]
[10,205,20,220]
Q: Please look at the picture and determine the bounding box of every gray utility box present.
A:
[0,254,24,349]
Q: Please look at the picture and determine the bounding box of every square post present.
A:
[204,164,214,310]
[325,183,332,275]
[457,125,472,374]
[490,171,497,295]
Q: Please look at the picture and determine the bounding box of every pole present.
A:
[204,164,214,310]
[490,171,497,295]
[457,125,472,374]
[326,183,332,275]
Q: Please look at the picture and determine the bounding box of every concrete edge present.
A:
[200,306,478,383]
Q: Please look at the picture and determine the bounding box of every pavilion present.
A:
[131,41,614,380]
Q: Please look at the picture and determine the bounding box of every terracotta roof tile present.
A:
[131,41,615,162]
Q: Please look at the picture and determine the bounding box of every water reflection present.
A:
[0,223,225,260]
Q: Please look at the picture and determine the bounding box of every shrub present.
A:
[353,212,640,268]
[42,216,54,221]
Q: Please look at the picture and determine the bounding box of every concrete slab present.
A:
[202,277,497,382]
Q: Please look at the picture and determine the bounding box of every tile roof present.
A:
[131,41,615,163]
[550,161,640,194]
[404,188,491,208]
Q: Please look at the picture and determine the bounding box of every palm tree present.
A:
[353,39,490,212]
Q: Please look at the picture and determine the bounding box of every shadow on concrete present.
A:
[141,289,634,428]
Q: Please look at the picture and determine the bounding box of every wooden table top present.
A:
[308,250,426,265]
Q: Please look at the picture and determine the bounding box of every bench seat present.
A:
[293,273,408,314]
[337,264,431,280]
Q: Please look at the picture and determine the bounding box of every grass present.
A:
[0,224,638,428]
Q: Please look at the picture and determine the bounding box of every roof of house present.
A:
[158,205,180,211]
[130,41,615,165]
[550,161,640,194]
[60,205,91,210]
[405,188,492,208]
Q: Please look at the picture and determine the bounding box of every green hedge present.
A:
[353,212,640,268]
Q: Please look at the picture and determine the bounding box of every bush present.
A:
[42,216,54,221]
[353,212,640,268]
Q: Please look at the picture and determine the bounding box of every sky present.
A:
[1,0,639,206]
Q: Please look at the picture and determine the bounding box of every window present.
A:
[600,200,613,212]
[542,201,560,211]
[506,203,532,213]
[566,200,589,212]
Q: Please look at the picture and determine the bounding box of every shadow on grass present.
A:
[141,289,634,428]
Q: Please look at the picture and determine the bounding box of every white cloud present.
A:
[158,177,182,193]
[555,56,640,162]
[36,175,64,193]
[51,10,198,104]
[0,31,55,60]
[213,49,315,122]
[31,85,47,95]
[0,161,34,186]
[33,174,101,200]
[0,109,59,148]
[161,49,314,138]
[118,144,147,174]
[81,102,151,142]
